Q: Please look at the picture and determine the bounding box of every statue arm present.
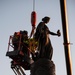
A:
[49,31,58,35]
[48,30,61,37]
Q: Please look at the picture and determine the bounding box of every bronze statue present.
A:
[34,16,61,60]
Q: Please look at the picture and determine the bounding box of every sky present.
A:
[0,0,75,75]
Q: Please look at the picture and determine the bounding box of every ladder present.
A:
[11,64,26,75]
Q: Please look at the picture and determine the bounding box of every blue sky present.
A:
[0,0,75,75]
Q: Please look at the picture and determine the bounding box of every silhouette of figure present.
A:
[34,16,61,60]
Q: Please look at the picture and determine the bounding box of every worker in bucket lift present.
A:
[12,30,29,56]
[12,32,20,50]
[21,30,30,56]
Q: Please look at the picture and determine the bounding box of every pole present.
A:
[60,0,72,75]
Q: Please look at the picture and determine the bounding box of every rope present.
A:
[33,0,35,11]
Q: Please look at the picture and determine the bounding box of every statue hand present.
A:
[57,30,61,37]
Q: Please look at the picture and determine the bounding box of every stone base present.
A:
[30,58,56,75]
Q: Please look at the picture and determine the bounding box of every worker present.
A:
[21,30,30,56]
[12,32,20,50]
[12,30,29,55]
[34,16,61,60]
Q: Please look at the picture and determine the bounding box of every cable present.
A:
[33,0,35,11]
